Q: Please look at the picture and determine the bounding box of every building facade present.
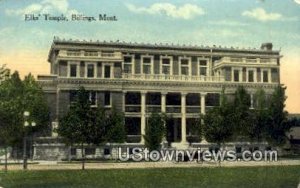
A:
[34,38,281,160]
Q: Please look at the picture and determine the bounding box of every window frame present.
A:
[179,57,191,76]
[261,68,270,83]
[104,91,112,107]
[141,55,154,74]
[246,68,257,83]
[197,58,209,76]
[231,67,242,82]
[102,62,114,78]
[68,61,80,78]
[160,56,173,75]
[89,91,97,107]
[85,62,97,78]
[123,54,135,74]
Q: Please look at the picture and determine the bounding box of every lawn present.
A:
[0,166,299,188]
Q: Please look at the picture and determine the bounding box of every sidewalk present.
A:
[1,160,300,171]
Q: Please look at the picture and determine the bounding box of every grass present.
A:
[0,166,300,188]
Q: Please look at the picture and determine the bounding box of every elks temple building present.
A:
[34,37,281,160]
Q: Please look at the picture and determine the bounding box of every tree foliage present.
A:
[202,89,235,146]
[202,85,291,147]
[143,112,165,151]
[266,85,289,146]
[0,64,10,81]
[105,108,126,143]
[0,71,50,148]
[246,88,269,142]
[233,86,251,138]
[58,87,127,146]
[57,87,126,168]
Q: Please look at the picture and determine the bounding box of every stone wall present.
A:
[58,90,70,118]
[224,67,231,81]
[58,61,67,77]
[134,54,141,74]
[45,92,57,121]
[271,68,279,83]
[191,57,198,76]
[154,55,160,74]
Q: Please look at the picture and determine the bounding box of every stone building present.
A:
[34,38,281,160]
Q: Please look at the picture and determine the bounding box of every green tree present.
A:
[143,112,165,151]
[0,71,49,170]
[57,87,92,170]
[23,74,50,136]
[0,106,15,171]
[246,88,269,142]
[266,85,290,146]
[233,86,251,139]
[203,88,235,148]
[105,108,126,143]
[0,64,10,81]
[88,107,107,146]
[186,117,202,144]
[0,72,23,158]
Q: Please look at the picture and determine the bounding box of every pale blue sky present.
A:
[0,0,299,52]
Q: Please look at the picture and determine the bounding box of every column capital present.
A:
[181,92,188,96]
[161,91,168,95]
[200,92,207,96]
[140,91,147,95]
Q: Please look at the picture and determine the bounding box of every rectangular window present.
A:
[263,70,268,83]
[70,64,77,77]
[199,60,207,76]
[104,65,111,78]
[205,93,220,107]
[104,91,111,106]
[234,70,239,82]
[180,59,189,75]
[142,57,151,74]
[87,64,95,78]
[89,91,97,106]
[124,56,133,73]
[162,58,170,75]
[69,90,77,103]
[248,70,254,82]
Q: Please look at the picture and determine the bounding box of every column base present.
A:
[171,142,189,149]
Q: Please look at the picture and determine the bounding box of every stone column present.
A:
[200,92,207,144]
[181,92,187,144]
[161,92,167,113]
[200,93,206,115]
[161,92,167,144]
[140,91,147,144]
[268,69,272,83]
[122,91,126,112]
[52,88,60,137]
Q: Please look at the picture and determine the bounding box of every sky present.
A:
[0,0,299,113]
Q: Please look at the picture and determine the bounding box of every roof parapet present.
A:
[52,36,277,52]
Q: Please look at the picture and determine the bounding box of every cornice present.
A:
[38,77,279,94]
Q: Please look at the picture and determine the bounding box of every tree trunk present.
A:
[68,146,71,162]
[23,136,27,170]
[81,143,85,170]
[4,146,8,172]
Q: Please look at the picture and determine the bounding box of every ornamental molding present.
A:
[38,78,279,94]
